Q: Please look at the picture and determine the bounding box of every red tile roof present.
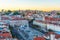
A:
[34,37,45,40]
[3,33,12,38]
[45,17,60,21]
[11,16,24,20]
[1,17,9,20]
[12,18,24,20]
[35,20,60,26]
[0,32,12,38]
[48,32,55,35]
[45,32,60,39]
[45,32,55,36]
[55,34,60,39]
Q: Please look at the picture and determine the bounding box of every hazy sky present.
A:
[0,0,60,11]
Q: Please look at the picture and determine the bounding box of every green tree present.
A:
[13,11,20,15]
[57,13,60,15]
[5,10,12,15]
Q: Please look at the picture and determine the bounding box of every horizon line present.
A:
[0,9,60,12]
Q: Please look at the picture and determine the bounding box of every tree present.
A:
[57,13,60,15]
[13,11,20,15]
[48,29,53,32]
[5,10,12,15]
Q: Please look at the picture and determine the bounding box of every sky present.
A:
[0,0,60,11]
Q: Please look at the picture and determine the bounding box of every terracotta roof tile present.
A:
[34,37,45,40]
[55,34,60,39]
